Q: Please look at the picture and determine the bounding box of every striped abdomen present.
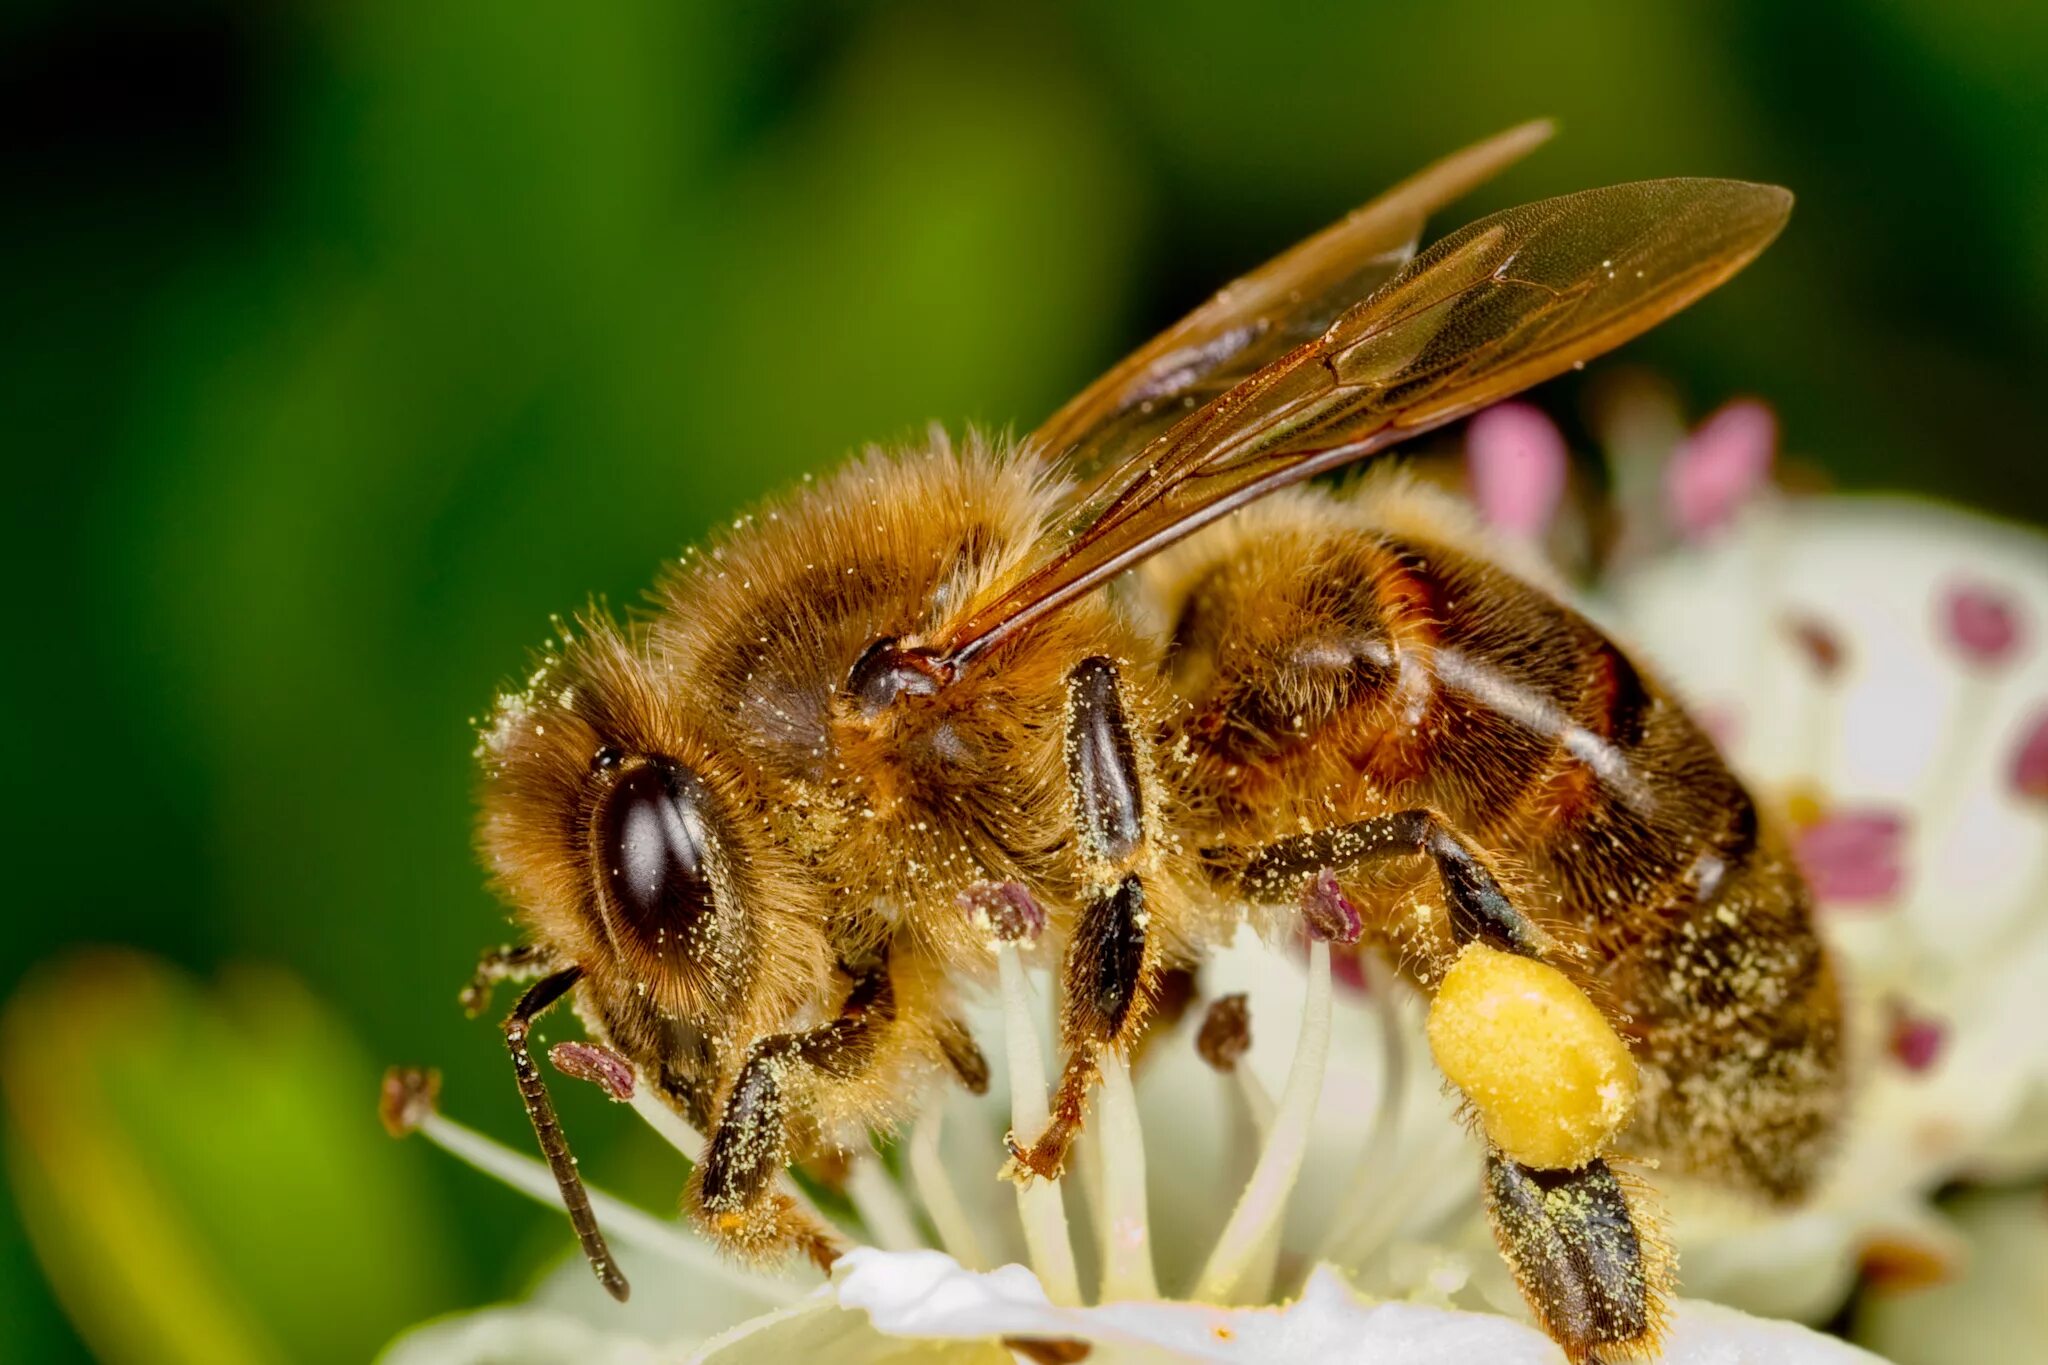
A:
[1157,493,1842,1199]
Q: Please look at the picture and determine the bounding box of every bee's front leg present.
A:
[500,965,631,1300]
[691,964,893,1269]
[1006,656,1161,1183]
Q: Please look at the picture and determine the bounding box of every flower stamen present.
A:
[909,1106,991,1270]
[844,1152,924,1252]
[1316,953,1411,1264]
[983,885,1083,1306]
[1092,1051,1158,1300]
[1198,993,1275,1132]
[1193,929,1341,1305]
[379,1066,803,1305]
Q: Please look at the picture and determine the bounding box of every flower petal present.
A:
[381,1307,674,1365]
[835,1249,1564,1362]
[1665,399,1776,540]
[833,1249,1885,1364]
[1466,402,1568,539]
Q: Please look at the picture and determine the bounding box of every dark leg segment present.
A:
[1010,873,1148,1179]
[1483,1154,1662,1363]
[1073,872,1149,1039]
[1011,656,1158,1182]
[937,1015,991,1095]
[698,966,895,1236]
[1235,808,1550,959]
[504,966,629,1301]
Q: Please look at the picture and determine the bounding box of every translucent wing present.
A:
[940,178,1791,666]
[1030,120,1556,491]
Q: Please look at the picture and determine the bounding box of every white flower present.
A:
[1608,493,2048,1323]
[1492,372,2044,1335]
[376,390,2048,1365]
[381,918,1878,1363]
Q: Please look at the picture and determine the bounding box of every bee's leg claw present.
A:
[1000,1128,1069,1184]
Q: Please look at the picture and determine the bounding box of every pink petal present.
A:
[1466,402,1568,538]
[2011,707,2048,801]
[1795,808,1907,905]
[1940,580,2025,668]
[1665,398,1776,540]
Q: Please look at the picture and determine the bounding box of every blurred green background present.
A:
[5,2,2046,1360]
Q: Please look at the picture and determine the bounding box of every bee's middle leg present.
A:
[1006,656,1161,1182]
[691,964,895,1268]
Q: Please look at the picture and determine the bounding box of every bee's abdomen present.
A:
[1159,507,1844,1201]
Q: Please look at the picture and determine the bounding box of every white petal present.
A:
[691,1296,998,1365]
[1614,495,2048,955]
[1664,1298,1889,1364]
[832,1249,1883,1364]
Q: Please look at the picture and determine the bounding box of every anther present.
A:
[1302,868,1363,944]
[1197,993,1253,1073]
[961,879,1047,944]
[379,1065,441,1138]
[551,1041,637,1100]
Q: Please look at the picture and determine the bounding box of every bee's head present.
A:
[474,615,831,1042]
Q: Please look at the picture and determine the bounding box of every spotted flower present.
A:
[374,387,2048,1364]
[1584,392,2048,1327]
[1466,380,2048,1331]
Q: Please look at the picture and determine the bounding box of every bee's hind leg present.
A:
[1485,1153,1665,1364]
[1218,810,1669,1360]
[692,962,895,1269]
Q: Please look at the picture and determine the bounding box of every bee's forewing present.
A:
[943,177,1791,665]
[1028,119,1556,490]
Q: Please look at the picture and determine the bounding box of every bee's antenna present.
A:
[504,966,631,1301]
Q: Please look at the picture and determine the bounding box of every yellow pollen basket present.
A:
[1426,942,1639,1170]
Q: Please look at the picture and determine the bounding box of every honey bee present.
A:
[457,121,1838,1361]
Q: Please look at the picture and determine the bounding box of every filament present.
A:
[1316,953,1411,1263]
[1193,938,1336,1304]
[415,1109,803,1304]
[624,1073,839,1233]
[908,1105,990,1271]
[1233,1062,1276,1134]
[1092,1052,1159,1300]
[844,1153,924,1253]
[998,943,1083,1305]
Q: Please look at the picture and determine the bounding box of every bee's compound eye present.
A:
[597,758,718,946]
